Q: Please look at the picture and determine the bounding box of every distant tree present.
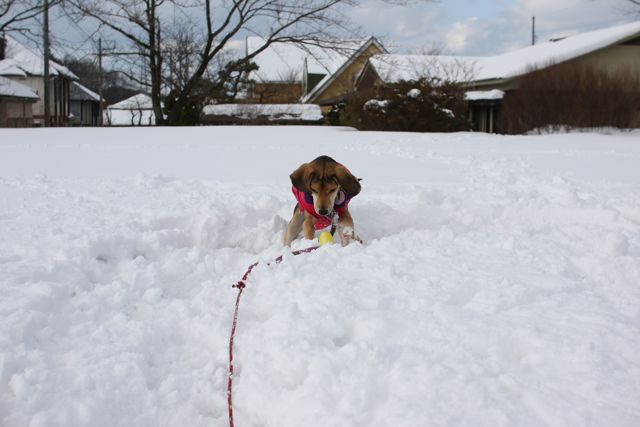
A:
[61,56,140,105]
[62,56,101,91]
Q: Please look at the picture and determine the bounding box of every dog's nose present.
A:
[318,208,329,216]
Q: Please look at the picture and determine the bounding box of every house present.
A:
[356,21,640,132]
[103,93,158,126]
[247,37,386,111]
[0,34,78,126]
[70,82,102,126]
[0,75,39,127]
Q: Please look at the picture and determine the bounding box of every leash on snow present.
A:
[227,245,320,427]
[227,211,363,426]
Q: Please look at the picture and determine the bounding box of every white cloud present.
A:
[445,18,478,52]
[347,0,634,56]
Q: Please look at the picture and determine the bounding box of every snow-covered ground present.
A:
[1,126,639,427]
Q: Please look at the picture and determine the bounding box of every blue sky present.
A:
[350,0,636,55]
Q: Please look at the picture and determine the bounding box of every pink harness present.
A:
[292,186,352,230]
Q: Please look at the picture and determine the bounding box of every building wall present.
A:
[250,82,303,104]
[576,42,640,74]
[71,100,99,126]
[471,41,640,92]
[18,75,71,126]
[0,99,35,127]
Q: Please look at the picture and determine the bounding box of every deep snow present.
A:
[1,126,639,426]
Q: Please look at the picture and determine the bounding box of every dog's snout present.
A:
[318,208,330,216]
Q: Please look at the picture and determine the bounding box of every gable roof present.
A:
[302,37,386,103]
[366,21,640,85]
[70,81,102,102]
[0,75,39,100]
[367,54,482,84]
[475,20,640,82]
[107,93,154,110]
[247,37,384,84]
[0,35,77,80]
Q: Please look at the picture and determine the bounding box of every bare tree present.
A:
[0,0,55,34]
[61,0,356,125]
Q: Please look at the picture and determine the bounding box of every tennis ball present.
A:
[318,231,334,246]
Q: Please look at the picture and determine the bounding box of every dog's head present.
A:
[290,155,361,216]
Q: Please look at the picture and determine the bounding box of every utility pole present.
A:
[43,0,51,126]
[531,16,536,46]
[98,38,103,126]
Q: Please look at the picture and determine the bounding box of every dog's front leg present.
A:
[302,213,316,240]
[283,205,304,246]
[337,209,359,246]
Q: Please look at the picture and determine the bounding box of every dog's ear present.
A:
[334,164,361,197]
[290,163,313,193]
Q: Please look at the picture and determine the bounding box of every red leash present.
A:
[227,246,319,427]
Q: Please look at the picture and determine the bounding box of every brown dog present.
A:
[284,155,361,246]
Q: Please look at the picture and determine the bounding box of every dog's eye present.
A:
[310,189,318,194]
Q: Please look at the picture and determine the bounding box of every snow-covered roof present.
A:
[368,21,640,84]
[70,81,102,102]
[103,108,156,126]
[0,76,39,100]
[368,54,482,84]
[248,37,376,83]
[202,103,323,122]
[465,89,505,101]
[475,20,640,82]
[107,93,154,110]
[0,35,77,80]
[0,58,27,77]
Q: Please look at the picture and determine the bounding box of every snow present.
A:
[407,88,421,98]
[107,94,154,110]
[202,104,323,121]
[369,21,640,84]
[363,99,389,111]
[0,76,39,100]
[368,54,482,83]
[71,82,101,102]
[0,58,27,77]
[1,35,77,79]
[1,126,640,426]
[465,89,505,101]
[477,20,640,81]
[247,37,356,83]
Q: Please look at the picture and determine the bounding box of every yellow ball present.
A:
[318,231,334,246]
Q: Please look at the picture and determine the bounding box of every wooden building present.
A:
[0,34,78,126]
[0,75,39,127]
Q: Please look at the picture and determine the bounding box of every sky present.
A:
[14,0,639,61]
[350,0,638,55]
